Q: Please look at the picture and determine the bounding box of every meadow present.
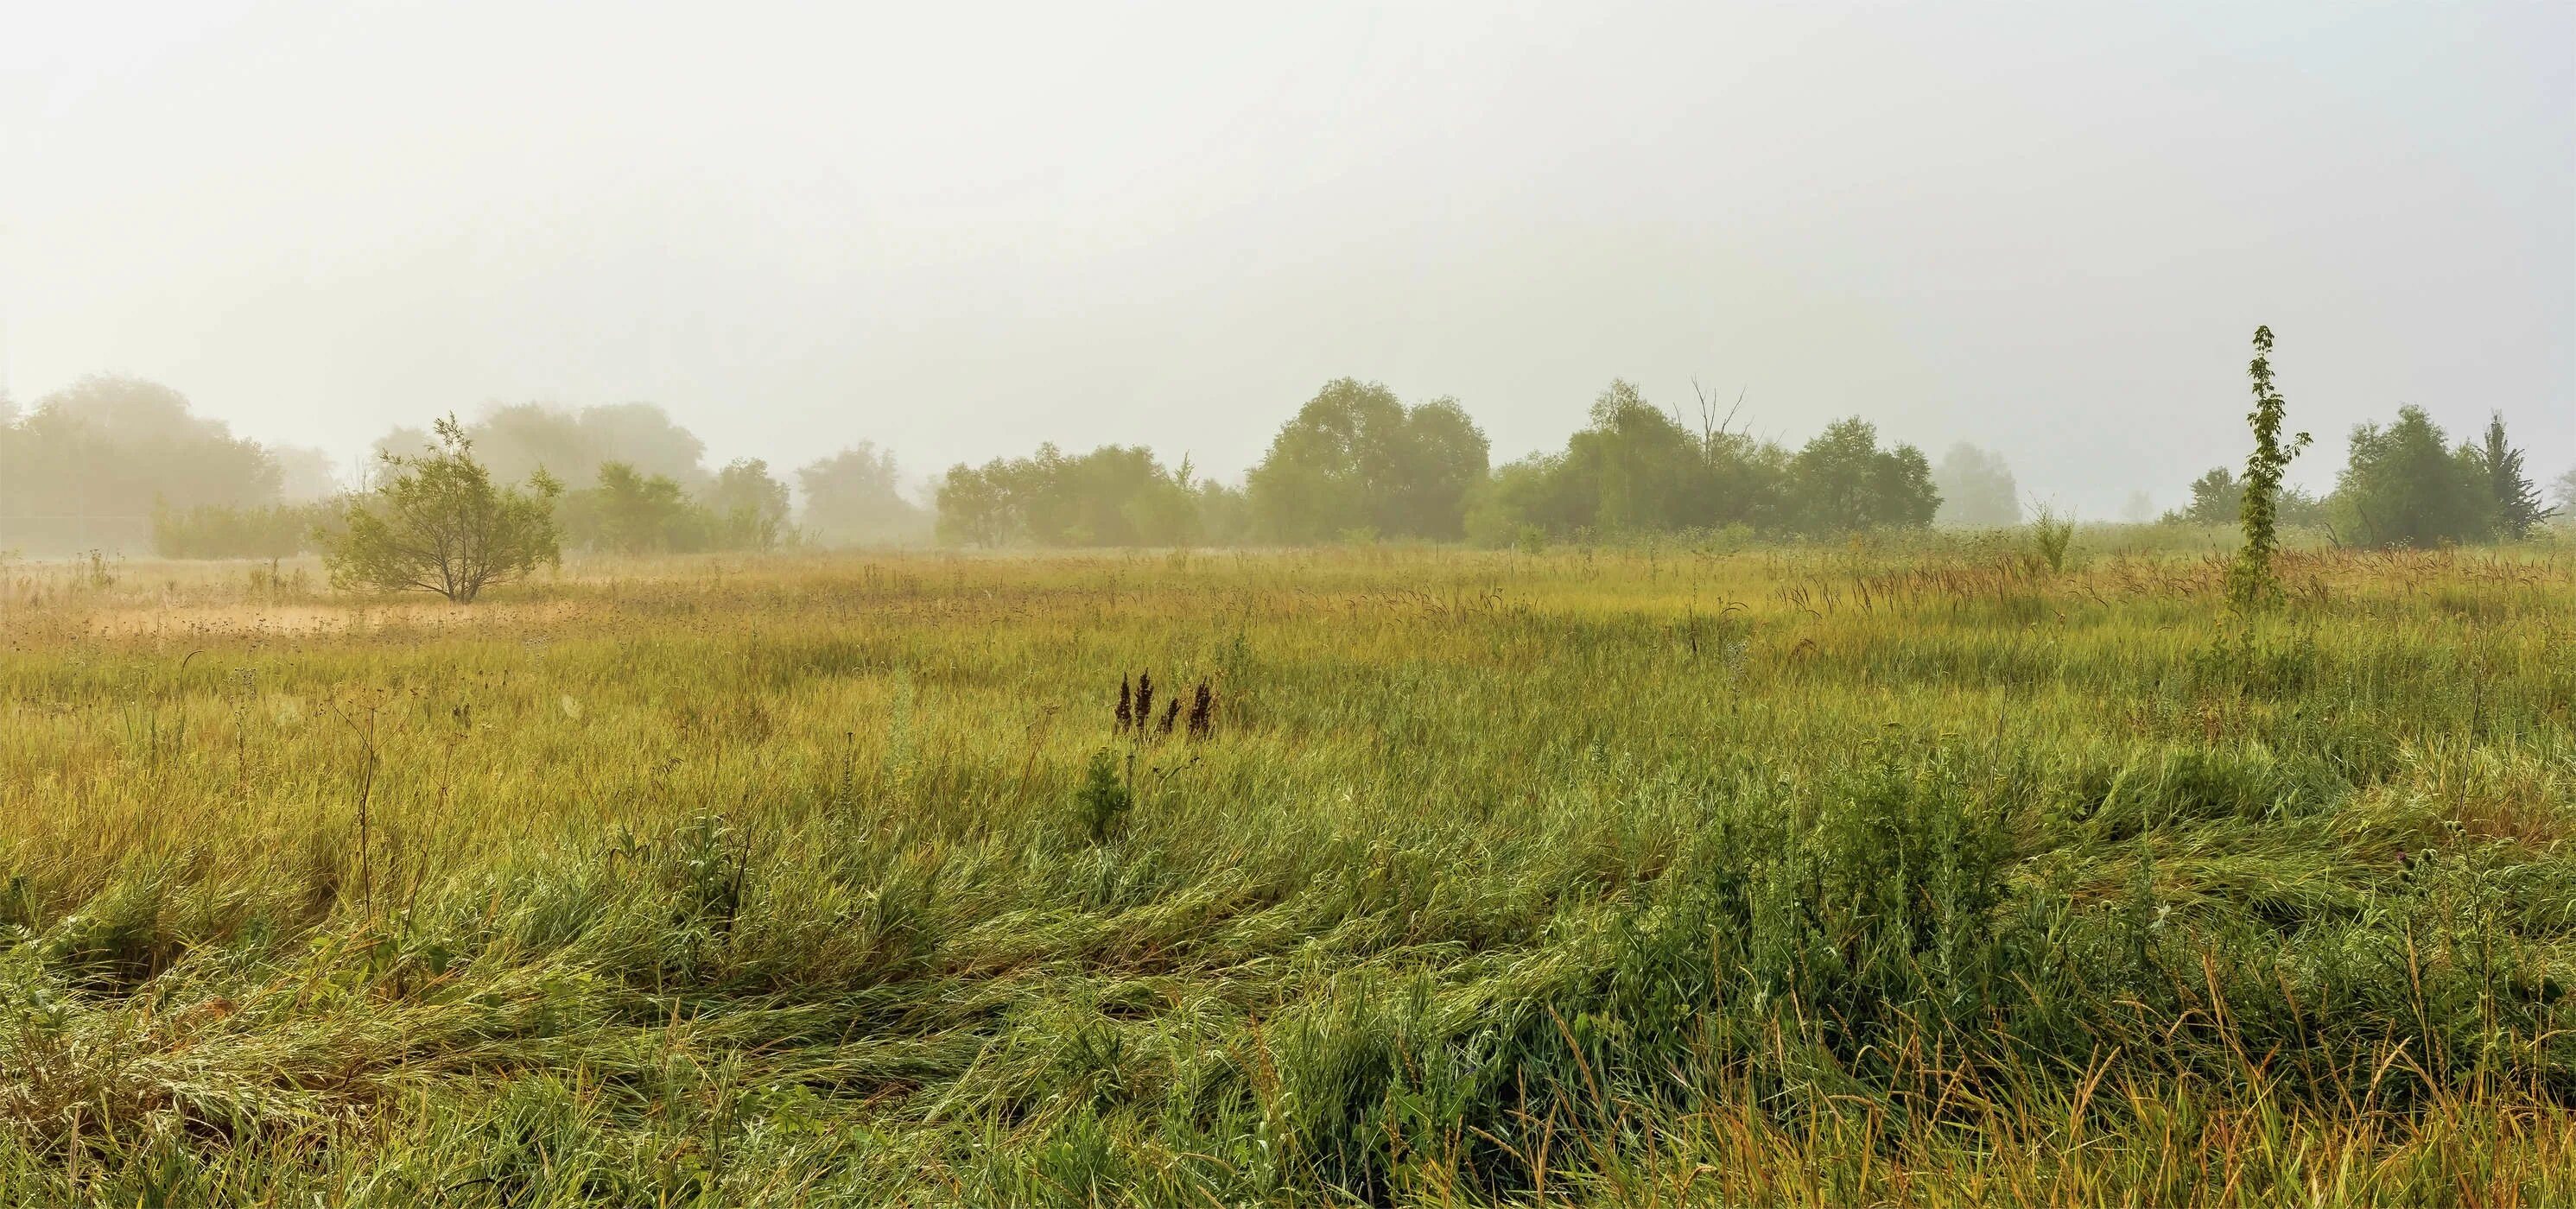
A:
[1,535,2572,1206]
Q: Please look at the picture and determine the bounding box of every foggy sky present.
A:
[5,1,2569,516]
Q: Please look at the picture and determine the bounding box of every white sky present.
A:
[4,0,2569,512]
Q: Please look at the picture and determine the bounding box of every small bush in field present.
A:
[1071,749,1133,843]
[320,414,560,603]
[2027,506,2075,573]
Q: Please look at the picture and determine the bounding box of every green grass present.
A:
[0,541,2571,1206]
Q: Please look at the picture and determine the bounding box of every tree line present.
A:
[2167,408,2559,545]
[0,377,924,557]
[932,377,2560,551]
[0,377,338,554]
[936,378,1948,550]
[3,371,2565,562]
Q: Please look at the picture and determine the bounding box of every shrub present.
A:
[1070,750,1133,843]
[319,415,562,602]
[151,502,332,559]
[2027,506,2076,573]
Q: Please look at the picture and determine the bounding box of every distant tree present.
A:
[153,502,333,559]
[1248,379,1403,541]
[8,376,281,510]
[320,415,561,603]
[1194,478,1253,544]
[0,376,282,552]
[2327,406,2490,548]
[1381,398,1490,540]
[2168,465,2328,529]
[2120,491,2156,524]
[2555,465,2576,520]
[2470,412,2552,540]
[1466,454,1582,546]
[376,402,711,494]
[569,403,710,488]
[1570,381,1707,533]
[1467,379,1789,542]
[707,458,791,551]
[1786,418,1938,535]
[1694,418,1793,533]
[796,443,927,545]
[369,424,435,472]
[1025,445,1195,547]
[274,446,346,502]
[467,405,597,485]
[1931,443,2020,528]
[936,443,1202,548]
[934,461,1016,547]
[2174,467,2243,525]
[1247,379,1489,541]
[562,462,704,554]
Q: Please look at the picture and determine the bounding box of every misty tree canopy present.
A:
[0,387,938,557]
[936,444,1203,548]
[558,464,703,554]
[1786,419,1941,535]
[376,402,710,491]
[2328,406,2496,548]
[1932,443,2020,528]
[917,377,1956,550]
[372,409,924,553]
[1469,380,1790,541]
[796,444,929,546]
[1,376,291,551]
[1245,379,1491,542]
[707,459,794,551]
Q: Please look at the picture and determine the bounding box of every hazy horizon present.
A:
[7,1,2569,515]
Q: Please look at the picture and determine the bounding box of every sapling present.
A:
[2227,326,2312,609]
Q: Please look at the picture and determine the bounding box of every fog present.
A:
[5,1,2569,519]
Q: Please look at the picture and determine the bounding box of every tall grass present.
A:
[0,546,2570,1205]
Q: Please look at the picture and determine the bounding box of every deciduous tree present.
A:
[1931,443,2020,528]
[321,415,561,602]
[2327,406,2490,549]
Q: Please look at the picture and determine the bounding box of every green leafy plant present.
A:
[1070,749,1133,844]
[2027,506,2075,573]
[2227,326,2312,608]
[319,415,562,603]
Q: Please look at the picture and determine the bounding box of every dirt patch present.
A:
[83,598,594,638]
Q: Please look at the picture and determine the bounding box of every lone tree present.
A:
[2227,326,2310,609]
[320,415,562,603]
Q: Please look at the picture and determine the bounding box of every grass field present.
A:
[2,538,2573,1206]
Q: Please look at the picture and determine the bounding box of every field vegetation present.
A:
[2,533,2572,1206]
